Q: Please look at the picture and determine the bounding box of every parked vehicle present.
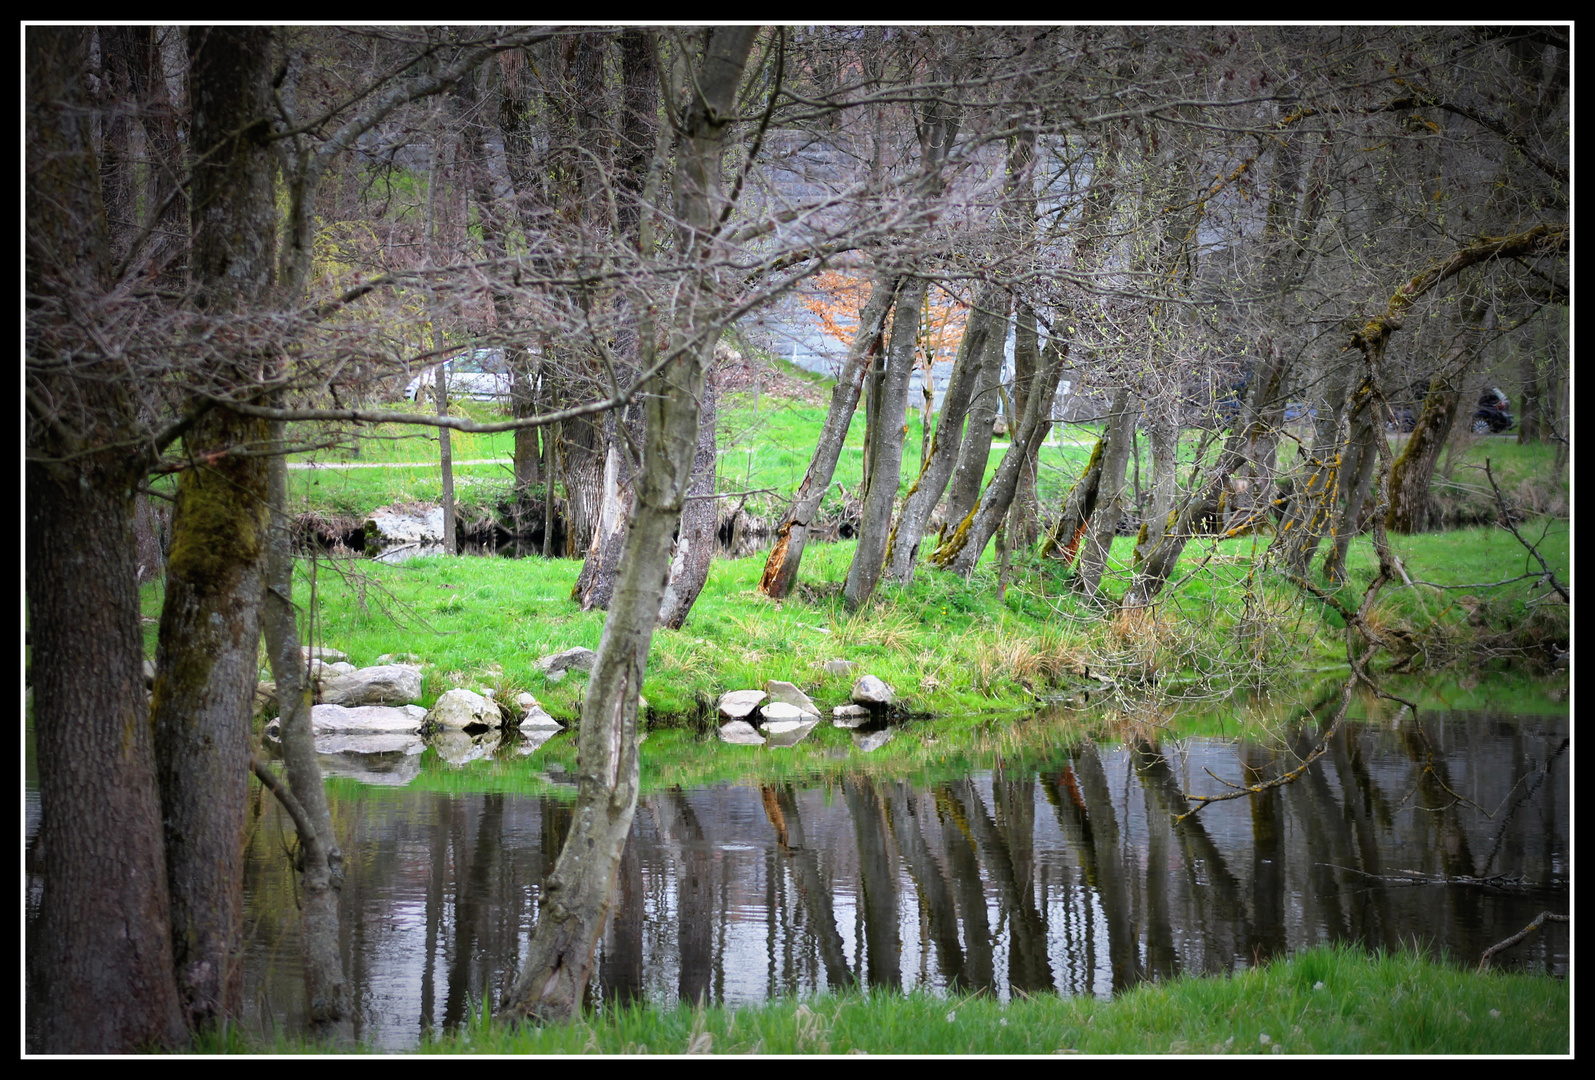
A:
[1472,387,1514,434]
[1386,405,1417,433]
[404,348,512,402]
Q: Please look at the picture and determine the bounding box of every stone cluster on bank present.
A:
[254,643,901,779]
[714,670,896,748]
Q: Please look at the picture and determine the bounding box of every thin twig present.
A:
[1483,458,1569,602]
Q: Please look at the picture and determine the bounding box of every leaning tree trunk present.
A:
[758,272,900,598]
[1074,385,1137,598]
[883,280,1008,586]
[938,304,1009,543]
[1040,434,1105,565]
[1385,369,1464,534]
[260,439,349,1029]
[499,25,757,1026]
[1324,384,1381,585]
[844,278,926,610]
[932,336,1068,576]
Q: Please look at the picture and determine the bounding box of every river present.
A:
[209,700,1569,1051]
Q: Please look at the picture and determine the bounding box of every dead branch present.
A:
[1477,911,1568,972]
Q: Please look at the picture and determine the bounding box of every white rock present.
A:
[427,687,500,729]
[759,701,808,725]
[717,689,767,720]
[518,707,562,730]
[851,674,895,707]
[764,679,821,719]
[310,703,427,734]
[318,664,424,707]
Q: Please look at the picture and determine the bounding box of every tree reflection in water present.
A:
[230,709,1568,1050]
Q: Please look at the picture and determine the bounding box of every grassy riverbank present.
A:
[205,944,1568,1055]
[141,514,1565,728]
[223,353,1570,730]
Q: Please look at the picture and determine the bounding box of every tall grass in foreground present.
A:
[215,944,1562,1054]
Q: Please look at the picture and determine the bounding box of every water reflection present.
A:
[232,709,1567,1050]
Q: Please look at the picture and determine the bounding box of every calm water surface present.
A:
[220,704,1568,1050]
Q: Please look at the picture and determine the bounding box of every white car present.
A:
[404,348,513,402]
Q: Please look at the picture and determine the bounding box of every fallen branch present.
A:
[1321,864,1526,889]
[1477,911,1568,972]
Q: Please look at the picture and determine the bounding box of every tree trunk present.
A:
[939,299,1009,543]
[1074,386,1137,598]
[758,272,900,598]
[1276,359,1353,576]
[260,440,349,1028]
[26,54,180,1046]
[844,278,925,610]
[26,44,187,1027]
[434,357,458,554]
[500,25,757,1025]
[1324,385,1380,584]
[151,406,271,1030]
[883,279,1007,586]
[933,337,1069,576]
[1006,304,1044,549]
[658,373,718,630]
[149,26,278,1032]
[1386,364,1465,534]
[1132,384,1181,567]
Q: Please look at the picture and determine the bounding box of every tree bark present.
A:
[939,299,1010,543]
[1276,358,1354,577]
[499,25,758,1025]
[758,272,900,598]
[1073,385,1137,598]
[1131,384,1181,567]
[845,278,926,610]
[1324,386,1381,585]
[883,279,1007,586]
[658,372,718,629]
[28,452,189,1053]
[149,26,277,1031]
[26,42,187,1040]
[933,336,1069,576]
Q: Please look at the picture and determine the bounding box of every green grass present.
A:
[139,517,1566,732]
[218,944,1563,1054]
[139,369,1566,733]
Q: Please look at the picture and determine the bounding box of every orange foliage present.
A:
[801,271,968,366]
